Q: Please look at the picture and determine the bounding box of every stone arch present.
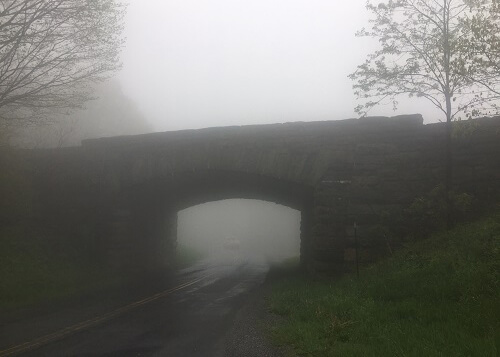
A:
[104,169,314,273]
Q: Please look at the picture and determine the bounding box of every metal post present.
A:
[354,221,359,278]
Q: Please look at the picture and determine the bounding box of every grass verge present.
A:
[0,232,205,309]
[267,212,500,356]
[0,226,123,310]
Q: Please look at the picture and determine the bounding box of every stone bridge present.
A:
[28,115,500,275]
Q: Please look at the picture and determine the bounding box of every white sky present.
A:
[118,0,444,132]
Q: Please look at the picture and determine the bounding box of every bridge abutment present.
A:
[102,198,178,274]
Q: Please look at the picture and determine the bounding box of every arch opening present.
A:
[105,170,314,273]
[177,199,301,267]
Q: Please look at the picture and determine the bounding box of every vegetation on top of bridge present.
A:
[267,208,499,356]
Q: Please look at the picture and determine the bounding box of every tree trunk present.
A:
[445,103,453,229]
[443,0,453,230]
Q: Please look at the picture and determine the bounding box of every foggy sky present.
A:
[119,0,444,132]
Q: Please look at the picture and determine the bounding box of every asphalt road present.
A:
[0,258,273,357]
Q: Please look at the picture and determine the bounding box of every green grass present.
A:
[0,229,204,309]
[0,226,122,309]
[267,212,500,356]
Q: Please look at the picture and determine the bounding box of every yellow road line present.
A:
[0,274,211,357]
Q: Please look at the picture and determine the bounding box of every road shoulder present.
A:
[224,282,285,357]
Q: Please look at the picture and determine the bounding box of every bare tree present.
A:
[350,0,500,227]
[0,0,125,125]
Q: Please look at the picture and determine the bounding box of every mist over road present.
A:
[1,258,273,357]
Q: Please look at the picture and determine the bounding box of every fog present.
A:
[178,199,300,264]
[11,80,152,148]
[10,1,448,146]
[5,1,453,268]
[118,0,445,131]
[50,1,444,264]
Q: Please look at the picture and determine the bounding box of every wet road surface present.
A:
[0,258,270,357]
